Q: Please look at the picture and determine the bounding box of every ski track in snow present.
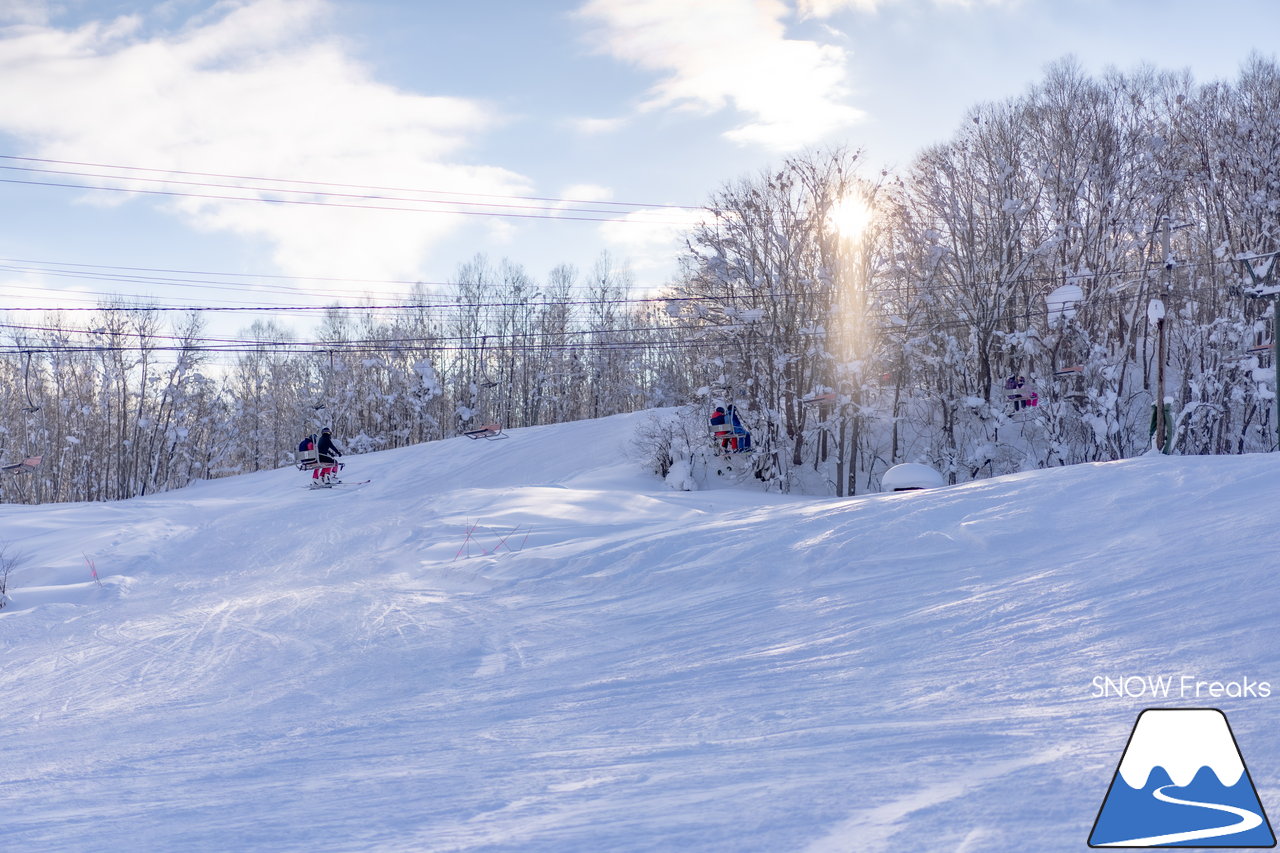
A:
[2,411,1279,851]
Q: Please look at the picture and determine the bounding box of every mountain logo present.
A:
[1089,708,1276,847]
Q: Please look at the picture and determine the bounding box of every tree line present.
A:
[3,57,1279,502]
[0,253,692,503]
[666,56,1280,494]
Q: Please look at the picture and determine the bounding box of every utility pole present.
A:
[1150,218,1193,453]
[1154,218,1171,453]
[1240,250,1280,450]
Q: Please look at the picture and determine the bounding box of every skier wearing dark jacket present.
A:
[314,427,344,484]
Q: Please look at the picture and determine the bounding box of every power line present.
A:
[0,256,1231,315]
[0,291,806,313]
[0,285,1232,358]
[0,244,1251,358]
[0,176,706,225]
[0,337,738,357]
[0,319,740,349]
[0,256,656,308]
[0,163,693,220]
[0,154,707,212]
[0,257,423,290]
[0,231,1236,312]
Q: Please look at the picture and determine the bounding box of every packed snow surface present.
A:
[3,410,1278,851]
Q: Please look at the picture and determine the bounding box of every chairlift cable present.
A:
[0,154,707,212]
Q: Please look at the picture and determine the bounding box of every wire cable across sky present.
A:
[0,154,709,226]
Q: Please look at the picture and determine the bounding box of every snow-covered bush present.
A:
[0,543,24,610]
[634,408,716,490]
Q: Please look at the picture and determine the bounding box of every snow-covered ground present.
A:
[3,410,1278,851]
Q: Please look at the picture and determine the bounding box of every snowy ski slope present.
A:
[2,410,1278,851]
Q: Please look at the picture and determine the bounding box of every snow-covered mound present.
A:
[2,410,1279,852]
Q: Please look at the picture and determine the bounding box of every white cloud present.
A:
[0,0,530,291]
[797,0,885,14]
[598,206,712,284]
[798,0,1019,14]
[0,0,47,26]
[559,183,614,203]
[567,115,630,135]
[577,0,862,151]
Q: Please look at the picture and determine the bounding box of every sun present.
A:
[828,194,874,241]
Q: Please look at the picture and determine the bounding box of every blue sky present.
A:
[0,0,1275,335]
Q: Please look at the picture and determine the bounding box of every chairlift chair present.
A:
[1003,375,1039,412]
[801,393,838,438]
[295,445,320,470]
[463,423,507,441]
[1053,365,1087,402]
[459,337,505,435]
[707,373,756,453]
[710,404,752,453]
[0,455,42,475]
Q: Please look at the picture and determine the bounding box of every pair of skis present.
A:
[306,479,370,490]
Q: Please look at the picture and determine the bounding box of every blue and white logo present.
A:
[1089,708,1276,847]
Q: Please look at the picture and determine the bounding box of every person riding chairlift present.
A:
[1004,376,1038,412]
[710,405,752,452]
[314,427,344,484]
